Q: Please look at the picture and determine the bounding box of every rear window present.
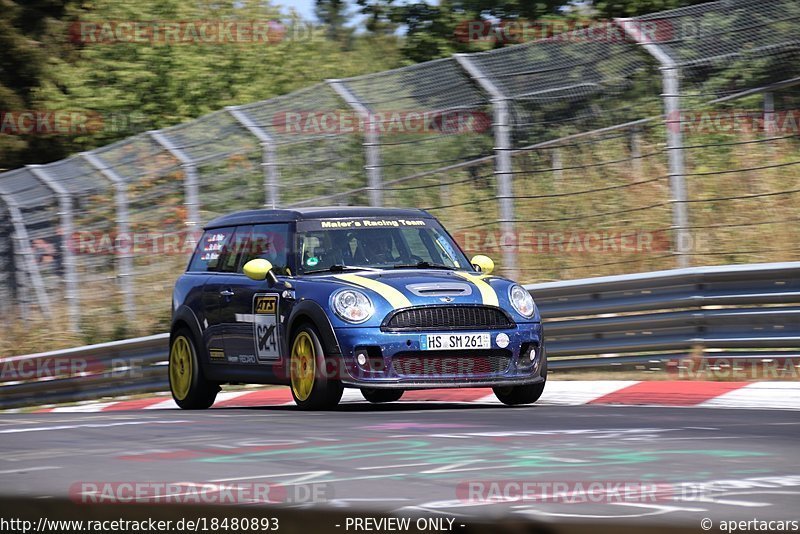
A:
[188,227,235,272]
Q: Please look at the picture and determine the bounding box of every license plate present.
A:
[420,333,491,350]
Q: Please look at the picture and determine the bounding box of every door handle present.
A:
[219,289,234,297]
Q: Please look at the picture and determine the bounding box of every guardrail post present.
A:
[226,106,280,208]
[149,131,201,233]
[82,152,136,326]
[327,79,383,207]
[453,54,519,280]
[27,165,78,332]
[617,18,690,269]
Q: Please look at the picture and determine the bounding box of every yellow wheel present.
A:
[168,328,218,409]
[290,331,316,402]
[170,335,193,401]
[288,324,343,410]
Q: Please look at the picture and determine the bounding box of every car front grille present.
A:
[391,350,511,377]
[383,306,514,331]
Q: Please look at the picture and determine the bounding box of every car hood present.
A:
[296,269,539,326]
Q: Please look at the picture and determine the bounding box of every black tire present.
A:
[361,388,404,403]
[289,324,343,410]
[493,380,546,406]
[168,328,219,409]
[494,346,548,406]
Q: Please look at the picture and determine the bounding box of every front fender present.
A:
[287,299,341,358]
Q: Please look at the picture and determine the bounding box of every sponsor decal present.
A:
[299,217,428,231]
[496,333,510,349]
[253,295,280,361]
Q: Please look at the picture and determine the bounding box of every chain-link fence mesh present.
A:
[1,0,798,349]
[236,83,368,207]
[634,0,800,268]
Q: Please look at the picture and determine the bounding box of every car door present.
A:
[193,226,237,362]
[223,223,292,365]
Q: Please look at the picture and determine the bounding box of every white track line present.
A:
[0,466,63,475]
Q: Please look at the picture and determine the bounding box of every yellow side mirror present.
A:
[470,254,494,275]
[243,259,273,281]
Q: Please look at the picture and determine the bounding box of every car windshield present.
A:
[295,217,471,274]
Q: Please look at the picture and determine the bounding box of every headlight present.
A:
[509,284,535,318]
[331,289,374,323]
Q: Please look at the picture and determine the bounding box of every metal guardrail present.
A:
[531,262,800,364]
[0,334,169,410]
[1,262,798,409]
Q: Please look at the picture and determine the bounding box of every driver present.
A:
[360,232,395,264]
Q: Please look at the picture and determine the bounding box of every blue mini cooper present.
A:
[169,207,546,410]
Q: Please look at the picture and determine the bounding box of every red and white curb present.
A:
[21,381,800,413]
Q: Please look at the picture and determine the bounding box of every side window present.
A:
[219,226,252,273]
[188,227,235,272]
[238,223,291,275]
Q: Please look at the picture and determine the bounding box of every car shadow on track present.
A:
[213,402,535,412]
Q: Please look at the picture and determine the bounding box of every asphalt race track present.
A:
[1,402,799,528]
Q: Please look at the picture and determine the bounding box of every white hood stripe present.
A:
[333,274,413,309]
[453,272,499,307]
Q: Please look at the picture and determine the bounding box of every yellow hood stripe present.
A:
[454,272,499,307]
[334,274,412,309]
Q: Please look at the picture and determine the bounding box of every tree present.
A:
[593,0,710,18]
[7,0,402,165]
[0,0,75,169]
[315,0,351,43]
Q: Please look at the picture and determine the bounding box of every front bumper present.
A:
[333,323,545,388]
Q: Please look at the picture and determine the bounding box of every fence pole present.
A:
[552,148,564,182]
[764,92,775,135]
[82,152,136,326]
[226,106,280,208]
[630,126,643,178]
[617,18,690,269]
[453,54,519,280]
[327,79,383,207]
[4,202,52,319]
[27,165,78,331]
[149,131,201,234]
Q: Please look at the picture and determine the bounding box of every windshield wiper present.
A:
[304,264,381,275]
[392,261,456,270]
